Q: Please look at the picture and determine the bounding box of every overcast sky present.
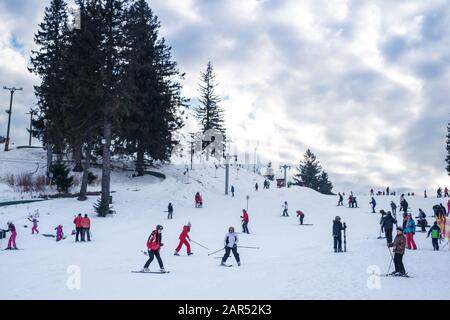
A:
[0,0,449,193]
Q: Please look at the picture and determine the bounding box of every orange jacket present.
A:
[73,216,83,228]
[81,217,91,228]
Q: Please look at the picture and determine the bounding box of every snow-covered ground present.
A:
[0,148,449,300]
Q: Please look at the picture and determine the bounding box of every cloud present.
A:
[0,0,449,192]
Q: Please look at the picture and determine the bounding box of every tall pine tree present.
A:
[293,149,333,194]
[118,0,185,176]
[195,62,226,157]
[29,0,70,176]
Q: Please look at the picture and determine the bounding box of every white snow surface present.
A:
[0,148,449,300]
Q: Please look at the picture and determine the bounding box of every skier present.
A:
[404,213,417,250]
[382,212,397,244]
[241,209,249,234]
[370,197,377,213]
[296,210,305,225]
[55,225,64,242]
[28,216,39,234]
[370,189,374,196]
[379,210,386,236]
[255,183,259,191]
[390,201,397,217]
[427,221,441,251]
[386,186,390,196]
[142,225,165,273]
[400,197,408,214]
[332,216,346,253]
[282,201,289,217]
[174,222,192,256]
[73,213,83,242]
[424,190,427,198]
[348,195,353,208]
[388,227,407,276]
[4,222,17,250]
[81,214,91,242]
[352,196,358,208]
[195,192,203,208]
[337,193,344,206]
[416,209,427,232]
[167,203,174,220]
[221,226,241,266]
[445,187,449,198]
[439,203,447,217]
[437,188,442,198]
[231,185,235,197]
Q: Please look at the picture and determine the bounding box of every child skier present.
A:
[167,203,174,219]
[427,221,441,251]
[296,210,305,225]
[388,227,407,276]
[282,201,289,217]
[28,217,39,234]
[370,197,377,213]
[174,222,192,256]
[332,216,346,253]
[55,225,64,242]
[241,209,249,234]
[404,213,417,250]
[142,225,165,273]
[5,222,18,250]
[221,226,240,266]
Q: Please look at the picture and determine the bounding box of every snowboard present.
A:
[131,270,170,274]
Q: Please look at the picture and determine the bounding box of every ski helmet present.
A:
[187,221,191,228]
[229,226,235,233]
[156,225,163,231]
[335,216,341,221]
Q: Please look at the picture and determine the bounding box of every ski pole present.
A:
[190,239,208,250]
[208,247,225,256]
[237,246,260,249]
[386,247,394,275]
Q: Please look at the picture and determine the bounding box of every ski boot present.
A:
[187,252,194,256]
[220,262,226,266]
[174,252,180,256]
[160,268,166,273]
[141,268,150,273]
[389,271,398,276]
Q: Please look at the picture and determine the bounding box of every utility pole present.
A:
[225,153,231,195]
[26,108,36,146]
[189,133,195,170]
[280,164,291,188]
[3,86,23,151]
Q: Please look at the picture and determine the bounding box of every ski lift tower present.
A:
[279,164,291,188]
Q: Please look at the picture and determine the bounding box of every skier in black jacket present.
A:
[382,212,397,244]
[332,216,346,253]
[167,203,174,219]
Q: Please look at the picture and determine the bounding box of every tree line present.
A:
[29,0,226,216]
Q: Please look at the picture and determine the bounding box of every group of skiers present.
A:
[370,187,393,196]
[436,187,449,198]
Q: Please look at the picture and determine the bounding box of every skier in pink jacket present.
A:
[5,222,17,250]
[28,217,39,234]
[55,225,64,242]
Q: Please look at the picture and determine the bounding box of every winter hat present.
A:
[396,227,403,232]
[156,225,163,231]
[229,226,235,233]
[335,216,341,221]
[187,221,191,228]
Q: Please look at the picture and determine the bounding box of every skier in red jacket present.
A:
[141,225,165,272]
[174,222,192,256]
[241,209,249,234]
[73,214,83,242]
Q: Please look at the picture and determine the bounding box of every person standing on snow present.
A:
[386,186,390,196]
[55,225,64,242]
[444,187,449,197]
[167,203,174,220]
[73,214,83,242]
[416,209,427,232]
[382,212,397,244]
[370,197,377,213]
[296,210,305,225]
[370,189,374,196]
[241,210,249,234]
[174,222,192,256]
[390,201,397,217]
[230,185,235,197]
[424,190,427,198]
[337,193,344,206]
[282,201,289,217]
[388,227,407,276]
[352,196,358,208]
[4,222,18,250]
[142,225,165,272]
[400,197,408,214]
[81,214,91,242]
[437,188,442,198]
[427,222,441,251]
[332,216,346,253]
[439,203,447,217]
[348,195,353,208]
[28,217,39,234]
[404,213,417,250]
[221,226,241,266]
[255,183,259,191]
